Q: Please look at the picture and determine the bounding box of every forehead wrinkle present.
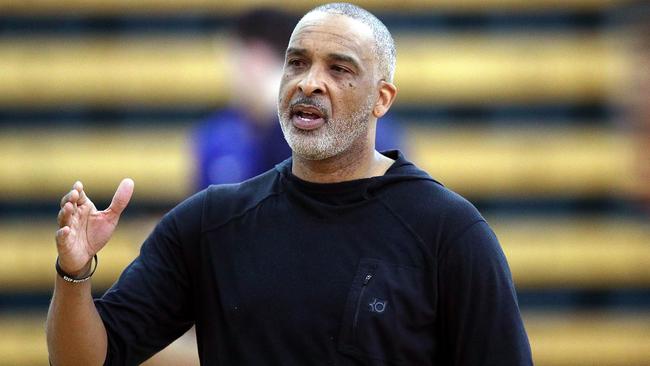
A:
[290,19,372,55]
[295,25,362,46]
[289,33,367,62]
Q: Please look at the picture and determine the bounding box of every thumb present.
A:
[105,178,134,218]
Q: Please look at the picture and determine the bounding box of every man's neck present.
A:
[291,147,395,184]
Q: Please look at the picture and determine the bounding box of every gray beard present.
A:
[278,94,375,161]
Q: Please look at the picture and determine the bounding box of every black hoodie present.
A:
[96,150,533,366]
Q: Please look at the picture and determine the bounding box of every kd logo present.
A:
[368,298,387,313]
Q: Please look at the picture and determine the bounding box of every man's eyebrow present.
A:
[285,47,308,57]
[327,53,361,70]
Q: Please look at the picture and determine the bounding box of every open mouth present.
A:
[294,110,321,120]
[290,104,326,131]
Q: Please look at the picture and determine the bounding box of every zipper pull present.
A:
[363,273,373,285]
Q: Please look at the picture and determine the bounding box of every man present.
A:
[47,3,533,365]
[192,8,404,188]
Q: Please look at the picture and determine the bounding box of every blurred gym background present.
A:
[0,0,649,365]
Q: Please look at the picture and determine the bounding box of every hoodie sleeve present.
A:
[94,190,204,365]
[437,219,533,366]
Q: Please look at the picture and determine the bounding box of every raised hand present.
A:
[55,179,134,277]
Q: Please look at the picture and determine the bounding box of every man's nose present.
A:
[297,67,325,96]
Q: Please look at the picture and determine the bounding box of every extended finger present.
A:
[105,178,134,218]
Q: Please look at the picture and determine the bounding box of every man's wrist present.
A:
[55,255,98,283]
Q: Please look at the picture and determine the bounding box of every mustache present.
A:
[289,97,328,118]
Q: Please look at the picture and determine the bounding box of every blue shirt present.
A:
[192,108,405,189]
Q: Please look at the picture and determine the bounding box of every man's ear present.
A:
[373,81,398,118]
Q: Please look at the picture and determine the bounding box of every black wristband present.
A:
[55,255,98,283]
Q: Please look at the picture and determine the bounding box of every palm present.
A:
[68,202,115,258]
[56,179,134,275]
[85,209,119,254]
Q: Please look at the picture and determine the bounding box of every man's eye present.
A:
[288,59,305,67]
[331,65,350,74]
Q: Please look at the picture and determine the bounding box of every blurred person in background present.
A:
[619,3,650,214]
[47,3,531,365]
[192,8,295,188]
[193,8,404,189]
[631,6,650,213]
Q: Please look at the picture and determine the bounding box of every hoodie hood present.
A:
[274,150,441,207]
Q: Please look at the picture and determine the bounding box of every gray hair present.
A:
[305,2,396,82]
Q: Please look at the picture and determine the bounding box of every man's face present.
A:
[277,12,379,160]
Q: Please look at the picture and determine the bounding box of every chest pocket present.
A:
[337,258,437,365]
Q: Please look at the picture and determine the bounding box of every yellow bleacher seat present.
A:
[0,34,628,107]
[0,125,636,202]
[407,125,637,197]
[0,128,193,201]
[492,216,650,288]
